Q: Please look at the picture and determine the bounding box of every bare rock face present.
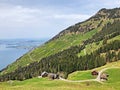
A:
[94,8,120,19]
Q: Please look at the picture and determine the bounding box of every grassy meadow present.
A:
[0,61,120,90]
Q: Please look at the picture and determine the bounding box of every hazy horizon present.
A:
[0,38,48,70]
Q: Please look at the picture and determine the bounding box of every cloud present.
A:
[0,3,91,28]
[53,14,90,20]
[0,3,91,39]
[0,4,42,27]
[102,0,120,7]
[0,0,119,39]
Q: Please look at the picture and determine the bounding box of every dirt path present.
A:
[59,77,96,83]
[95,67,120,82]
[59,67,120,84]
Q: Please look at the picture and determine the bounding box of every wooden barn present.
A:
[91,70,99,76]
[41,71,48,77]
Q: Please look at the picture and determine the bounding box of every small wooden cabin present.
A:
[91,71,99,76]
[100,73,109,81]
[48,73,59,80]
[41,71,48,77]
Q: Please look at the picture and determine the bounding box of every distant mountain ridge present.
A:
[48,8,120,42]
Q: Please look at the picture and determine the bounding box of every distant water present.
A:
[0,38,48,70]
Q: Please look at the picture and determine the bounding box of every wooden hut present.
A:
[100,73,109,81]
[48,73,59,80]
[91,70,98,76]
[41,71,48,77]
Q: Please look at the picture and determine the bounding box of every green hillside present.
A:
[68,70,94,80]
[1,8,120,76]
[0,14,97,75]
[0,27,98,75]
[0,61,120,90]
[0,8,120,82]
[68,61,120,81]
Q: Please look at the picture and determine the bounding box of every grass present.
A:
[68,70,95,80]
[78,41,103,57]
[105,68,120,83]
[78,35,120,57]
[0,78,114,90]
[0,61,120,90]
[68,61,120,81]
[0,78,100,90]
[103,68,120,90]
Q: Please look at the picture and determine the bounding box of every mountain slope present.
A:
[0,8,120,81]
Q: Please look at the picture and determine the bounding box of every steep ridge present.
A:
[0,8,120,81]
[48,8,120,41]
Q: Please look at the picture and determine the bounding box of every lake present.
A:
[0,39,48,70]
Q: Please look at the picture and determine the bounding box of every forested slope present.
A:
[0,8,120,81]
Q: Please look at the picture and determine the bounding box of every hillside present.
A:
[0,8,120,81]
[0,61,120,90]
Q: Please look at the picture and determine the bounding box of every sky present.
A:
[0,0,120,39]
